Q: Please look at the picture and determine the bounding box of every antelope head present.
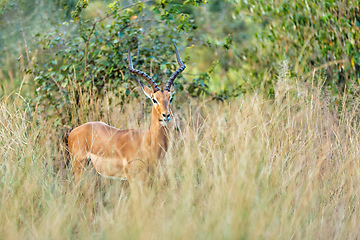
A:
[128,44,186,125]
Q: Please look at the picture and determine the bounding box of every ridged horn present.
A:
[164,43,186,92]
[128,46,160,92]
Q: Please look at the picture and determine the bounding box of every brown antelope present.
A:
[68,44,186,183]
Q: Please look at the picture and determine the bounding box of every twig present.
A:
[82,0,154,82]
[99,18,160,47]
[95,0,153,25]
[294,31,315,73]
[82,23,96,82]
[20,25,35,80]
[301,59,348,80]
[50,75,66,95]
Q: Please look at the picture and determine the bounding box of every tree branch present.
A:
[82,0,154,82]
[301,59,348,80]
[21,25,35,79]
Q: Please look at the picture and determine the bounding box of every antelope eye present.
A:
[169,97,173,104]
[152,98,158,104]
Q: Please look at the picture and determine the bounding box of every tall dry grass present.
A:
[1,77,360,239]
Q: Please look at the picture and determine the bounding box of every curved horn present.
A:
[164,43,186,92]
[128,46,160,92]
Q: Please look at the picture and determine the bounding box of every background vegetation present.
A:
[1,0,360,239]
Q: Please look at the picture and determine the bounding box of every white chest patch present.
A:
[88,153,127,179]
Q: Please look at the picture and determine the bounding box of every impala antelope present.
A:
[68,44,186,183]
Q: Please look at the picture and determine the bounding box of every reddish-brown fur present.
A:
[69,44,184,183]
[68,86,174,182]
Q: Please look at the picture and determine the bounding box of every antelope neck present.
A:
[148,105,169,143]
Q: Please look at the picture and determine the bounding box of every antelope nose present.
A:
[162,113,171,121]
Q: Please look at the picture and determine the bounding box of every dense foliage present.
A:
[234,0,360,96]
[32,0,215,118]
[1,0,359,116]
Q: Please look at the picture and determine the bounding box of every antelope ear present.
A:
[140,82,153,99]
[170,84,175,94]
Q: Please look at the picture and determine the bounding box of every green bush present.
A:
[33,0,212,120]
[234,0,360,96]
